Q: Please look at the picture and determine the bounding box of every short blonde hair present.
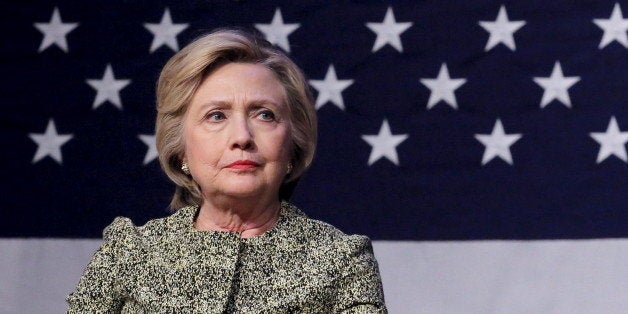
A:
[155,29,317,210]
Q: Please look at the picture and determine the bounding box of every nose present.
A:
[229,115,253,150]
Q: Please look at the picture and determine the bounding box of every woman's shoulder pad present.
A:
[102,216,139,242]
[102,212,176,243]
[290,214,372,250]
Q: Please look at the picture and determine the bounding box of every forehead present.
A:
[192,62,286,104]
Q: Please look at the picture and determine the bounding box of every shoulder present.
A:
[100,206,197,252]
[281,202,375,267]
[282,202,369,242]
[279,203,386,310]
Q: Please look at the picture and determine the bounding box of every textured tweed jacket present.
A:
[66,202,387,313]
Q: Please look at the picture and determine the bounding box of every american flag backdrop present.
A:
[1,1,628,313]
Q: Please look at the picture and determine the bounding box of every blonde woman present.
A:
[67,29,386,313]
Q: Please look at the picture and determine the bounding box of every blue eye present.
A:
[206,111,226,122]
[258,110,276,121]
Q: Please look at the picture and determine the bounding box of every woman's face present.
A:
[183,62,292,200]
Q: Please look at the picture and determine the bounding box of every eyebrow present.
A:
[196,101,229,111]
[248,99,283,109]
[197,99,284,111]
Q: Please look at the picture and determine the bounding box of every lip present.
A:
[225,160,260,170]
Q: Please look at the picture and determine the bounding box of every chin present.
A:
[220,178,266,198]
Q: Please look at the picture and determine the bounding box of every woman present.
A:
[67,29,387,313]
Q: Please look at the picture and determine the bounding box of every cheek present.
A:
[188,145,218,164]
[184,128,222,165]
[264,129,292,162]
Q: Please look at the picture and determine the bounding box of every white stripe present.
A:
[0,239,101,314]
[2,239,628,313]
[373,240,628,314]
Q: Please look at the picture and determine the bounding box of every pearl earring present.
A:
[181,163,190,175]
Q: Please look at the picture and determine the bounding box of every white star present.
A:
[138,134,158,165]
[478,5,526,51]
[361,119,408,166]
[474,119,522,166]
[590,117,628,163]
[28,119,73,164]
[366,7,413,53]
[533,61,580,108]
[33,7,79,53]
[86,64,131,110]
[420,63,467,110]
[254,8,300,52]
[309,65,354,110]
[144,8,188,53]
[593,3,628,49]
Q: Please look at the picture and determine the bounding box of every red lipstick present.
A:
[225,160,260,170]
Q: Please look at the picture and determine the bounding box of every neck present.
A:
[194,195,281,238]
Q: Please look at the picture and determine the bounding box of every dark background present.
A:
[1,0,626,239]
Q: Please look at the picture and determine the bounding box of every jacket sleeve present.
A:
[66,217,135,313]
[333,236,388,314]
